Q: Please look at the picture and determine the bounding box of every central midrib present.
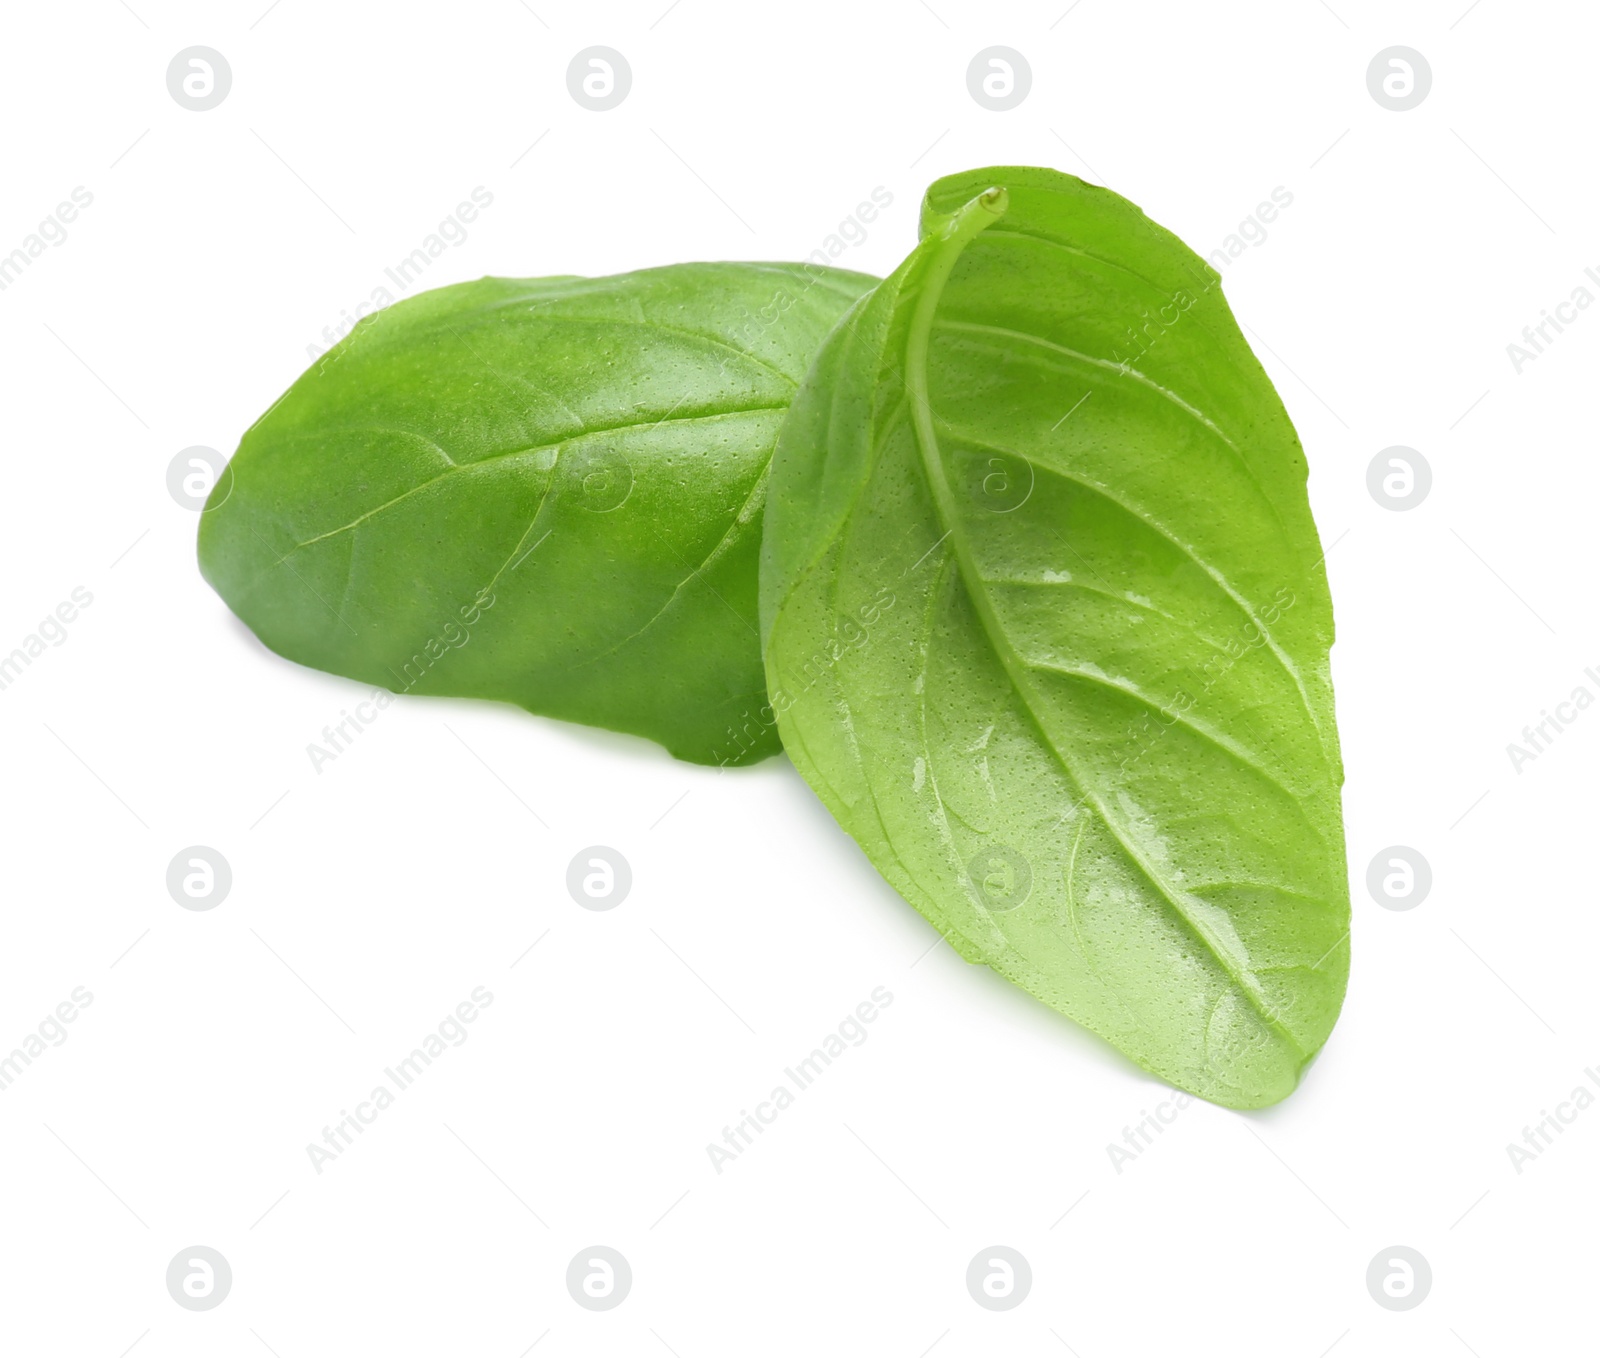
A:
[281,405,789,556]
[900,190,1306,1065]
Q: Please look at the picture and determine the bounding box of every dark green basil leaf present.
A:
[761,167,1348,1107]
[200,262,875,765]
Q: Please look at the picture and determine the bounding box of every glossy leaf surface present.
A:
[761,167,1348,1106]
[201,262,874,764]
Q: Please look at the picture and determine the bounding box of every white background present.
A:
[1,1,1594,1353]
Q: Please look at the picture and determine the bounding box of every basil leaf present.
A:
[761,167,1348,1107]
[200,262,875,765]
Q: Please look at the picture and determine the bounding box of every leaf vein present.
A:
[280,406,787,556]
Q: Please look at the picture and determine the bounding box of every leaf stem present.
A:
[904,189,1009,430]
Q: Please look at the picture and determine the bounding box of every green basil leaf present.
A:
[761,167,1348,1107]
[200,262,875,765]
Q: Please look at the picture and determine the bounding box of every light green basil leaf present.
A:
[761,167,1348,1107]
[200,262,875,765]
